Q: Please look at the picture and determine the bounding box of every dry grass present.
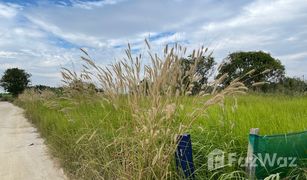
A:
[53,41,248,179]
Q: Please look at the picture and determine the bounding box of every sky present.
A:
[0,0,307,90]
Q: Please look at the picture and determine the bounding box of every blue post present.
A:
[175,134,195,179]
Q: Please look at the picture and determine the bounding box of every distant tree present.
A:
[29,85,64,95]
[68,79,97,94]
[216,51,285,89]
[31,85,52,91]
[280,77,307,94]
[133,55,216,96]
[0,68,31,96]
[258,76,307,94]
[180,55,216,94]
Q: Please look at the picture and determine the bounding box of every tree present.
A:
[257,76,307,94]
[180,55,216,94]
[216,51,285,88]
[29,85,64,95]
[281,77,307,92]
[279,77,307,94]
[67,79,97,94]
[0,68,31,96]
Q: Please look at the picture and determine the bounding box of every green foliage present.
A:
[29,85,64,96]
[0,93,13,102]
[16,93,307,179]
[180,55,216,94]
[217,51,285,88]
[280,77,307,94]
[256,77,307,94]
[0,68,31,96]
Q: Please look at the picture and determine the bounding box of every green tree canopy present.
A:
[180,55,216,94]
[281,77,307,93]
[268,77,307,94]
[0,68,31,96]
[216,51,285,87]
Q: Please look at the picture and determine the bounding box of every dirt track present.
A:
[0,102,67,180]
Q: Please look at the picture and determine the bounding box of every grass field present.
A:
[16,92,307,179]
[14,44,307,179]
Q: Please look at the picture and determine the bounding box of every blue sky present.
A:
[1,0,307,90]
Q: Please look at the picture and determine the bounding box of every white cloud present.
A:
[0,62,23,70]
[71,0,125,9]
[152,32,186,45]
[201,0,307,33]
[191,0,307,66]
[278,52,307,62]
[0,3,19,18]
[31,72,61,78]
[24,15,107,48]
[1,0,307,86]
[12,27,45,38]
[0,51,20,59]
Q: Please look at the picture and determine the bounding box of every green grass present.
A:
[192,94,307,138]
[188,95,307,178]
[16,93,307,179]
[0,93,13,101]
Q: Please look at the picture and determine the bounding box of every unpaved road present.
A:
[0,102,67,180]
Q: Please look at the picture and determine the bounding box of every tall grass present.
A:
[60,42,248,179]
[18,42,248,179]
[16,42,306,179]
[17,92,307,179]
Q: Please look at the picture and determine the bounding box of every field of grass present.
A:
[13,44,307,179]
[16,92,307,179]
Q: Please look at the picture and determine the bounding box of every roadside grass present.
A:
[14,42,307,179]
[16,93,307,179]
[0,93,13,102]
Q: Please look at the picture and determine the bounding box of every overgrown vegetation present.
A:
[0,93,13,101]
[14,43,307,179]
[16,43,247,179]
[16,91,307,179]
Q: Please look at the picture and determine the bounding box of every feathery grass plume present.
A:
[252,81,268,87]
[55,40,248,179]
[261,69,271,74]
[17,85,307,179]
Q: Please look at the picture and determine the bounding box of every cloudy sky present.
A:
[0,0,307,89]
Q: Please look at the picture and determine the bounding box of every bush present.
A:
[0,93,14,102]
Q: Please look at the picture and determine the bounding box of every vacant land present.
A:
[16,92,307,179]
[0,102,66,180]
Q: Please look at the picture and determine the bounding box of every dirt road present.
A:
[0,102,67,180]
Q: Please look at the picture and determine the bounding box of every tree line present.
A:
[180,51,306,95]
[1,51,306,97]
